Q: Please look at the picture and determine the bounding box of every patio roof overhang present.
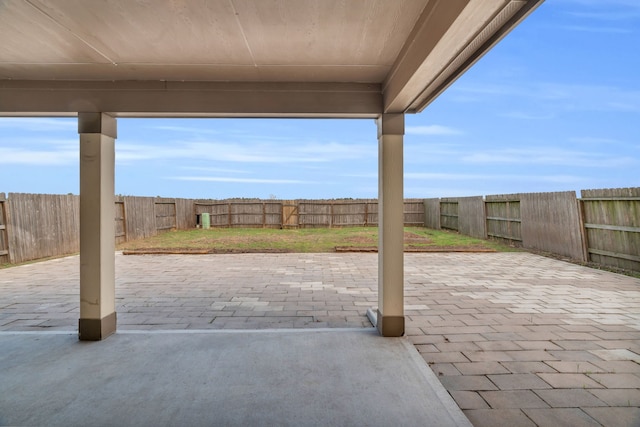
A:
[0,0,543,118]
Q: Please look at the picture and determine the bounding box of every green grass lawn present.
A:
[118,226,515,253]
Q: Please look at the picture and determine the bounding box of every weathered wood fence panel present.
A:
[6,193,80,264]
[175,198,196,230]
[0,193,9,263]
[122,196,156,241]
[194,201,231,227]
[231,202,265,228]
[114,199,126,245]
[332,201,366,227]
[521,191,585,260]
[581,187,640,271]
[366,201,378,226]
[194,200,283,228]
[154,198,177,232]
[440,198,459,231]
[458,196,486,239]
[423,198,440,229]
[404,199,425,226]
[298,201,332,228]
[485,194,522,245]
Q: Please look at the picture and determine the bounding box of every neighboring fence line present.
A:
[425,188,639,272]
[194,199,425,229]
[194,200,283,228]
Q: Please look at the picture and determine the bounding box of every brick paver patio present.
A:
[1,252,639,427]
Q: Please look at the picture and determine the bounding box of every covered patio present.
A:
[0,0,544,340]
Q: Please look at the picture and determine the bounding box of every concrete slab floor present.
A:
[0,329,471,427]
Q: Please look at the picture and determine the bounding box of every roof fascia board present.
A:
[383,0,543,114]
[410,0,544,112]
[382,0,470,113]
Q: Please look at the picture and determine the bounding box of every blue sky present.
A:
[1,0,639,200]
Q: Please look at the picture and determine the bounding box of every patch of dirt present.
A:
[123,248,292,255]
[335,246,496,253]
[403,231,432,244]
[342,235,375,245]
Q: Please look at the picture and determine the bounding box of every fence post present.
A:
[483,197,488,239]
[122,198,128,241]
[577,198,589,262]
[263,202,266,228]
[330,201,334,228]
[0,193,10,263]
[364,202,368,227]
[173,199,177,230]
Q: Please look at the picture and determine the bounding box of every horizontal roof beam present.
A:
[0,81,382,118]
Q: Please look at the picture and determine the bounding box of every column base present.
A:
[79,312,117,341]
[376,309,404,337]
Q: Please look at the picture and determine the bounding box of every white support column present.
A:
[376,113,405,337]
[78,113,117,341]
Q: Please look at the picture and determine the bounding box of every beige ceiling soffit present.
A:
[0,81,383,118]
[23,0,117,65]
[409,0,543,113]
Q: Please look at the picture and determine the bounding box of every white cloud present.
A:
[406,125,464,136]
[0,147,77,165]
[460,147,635,168]
[0,117,76,132]
[170,176,312,184]
[451,82,640,113]
[116,139,372,165]
[405,172,584,184]
[558,25,633,34]
[0,137,78,166]
[568,137,622,145]
[557,0,640,18]
[500,112,554,120]
[180,166,251,174]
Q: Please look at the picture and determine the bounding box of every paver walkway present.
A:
[1,252,639,427]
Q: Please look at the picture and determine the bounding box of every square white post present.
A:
[376,114,405,336]
[78,113,117,341]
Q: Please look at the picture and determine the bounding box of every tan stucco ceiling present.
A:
[0,0,543,117]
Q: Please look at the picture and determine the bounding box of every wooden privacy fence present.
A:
[3,193,80,265]
[425,188,639,272]
[2,195,425,263]
[114,196,194,244]
[3,190,637,273]
[1,194,196,264]
[194,200,283,228]
[194,199,425,229]
[485,194,522,244]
